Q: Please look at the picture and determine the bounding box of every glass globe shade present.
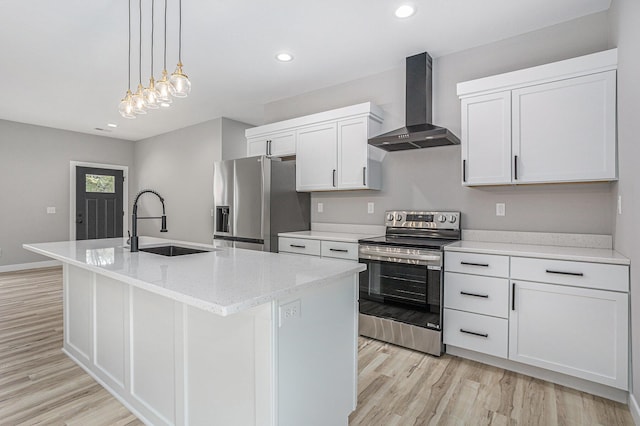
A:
[170,62,191,98]
[132,84,147,114]
[118,91,136,119]
[143,78,160,109]
[156,69,173,106]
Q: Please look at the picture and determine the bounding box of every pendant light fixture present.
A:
[131,0,147,114]
[155,0,173,107]
[169,0,191,97]
[118,0,136,119]
[142,0,160,109]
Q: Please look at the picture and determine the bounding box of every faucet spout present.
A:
[130,189,168,252]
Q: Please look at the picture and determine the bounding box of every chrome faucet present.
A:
[130,189,167,252]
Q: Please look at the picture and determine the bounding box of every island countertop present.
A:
[23,237,365,316]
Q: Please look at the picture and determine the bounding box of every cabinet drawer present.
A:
[445,252,509,277]
[444,273,509,318]
[321,241,358,261]
[278,237,321,257]
[510,257,628,292]
[444,309,508,358]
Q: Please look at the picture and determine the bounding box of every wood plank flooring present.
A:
[0,267,634,425]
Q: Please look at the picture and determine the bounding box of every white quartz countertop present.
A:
[23,237,365,316]
[445,241,630,265]
[278,230,382,243]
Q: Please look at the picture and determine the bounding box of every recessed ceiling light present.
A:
[276,52,294,62]
[395,5,415,18]
[107,123,118,128]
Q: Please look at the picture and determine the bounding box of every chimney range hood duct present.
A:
[369,52,460,151]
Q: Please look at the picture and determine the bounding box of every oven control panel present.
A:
[385,210,460,230]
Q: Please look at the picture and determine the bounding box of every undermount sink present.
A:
[138,245,211,257]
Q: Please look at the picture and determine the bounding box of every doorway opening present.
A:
[70,162,128,240]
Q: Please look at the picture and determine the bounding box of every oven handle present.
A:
[358,250,441,266]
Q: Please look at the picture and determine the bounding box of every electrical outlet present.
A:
[210,209,214,217]
[618,196,622,215]
[496,203,505,216]
[317,202,324,213]
[46,207,56,214]
[367,202,374,214]
[279,299,301,326]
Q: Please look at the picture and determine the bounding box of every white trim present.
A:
[70,161,129,241]
[0,260,61,273]
[457,48,618,98]
[629,393,640,426]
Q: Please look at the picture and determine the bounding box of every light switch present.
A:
[496,203,505,216]
[367,202,374,214]
[317,202,324,213]
[618,196,622,215]
[46,207,56,214]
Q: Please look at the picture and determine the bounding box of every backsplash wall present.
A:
[264,12,615,235]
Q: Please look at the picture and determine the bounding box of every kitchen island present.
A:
[24,237,364,426]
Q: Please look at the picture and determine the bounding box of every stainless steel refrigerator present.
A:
[213,156,310,252]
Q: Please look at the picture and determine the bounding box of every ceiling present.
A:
[0,0,611,141]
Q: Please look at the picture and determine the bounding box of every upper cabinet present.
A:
[246,103,384,192]
[458,49,618,186]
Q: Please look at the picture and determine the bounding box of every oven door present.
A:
[359,245,442,330]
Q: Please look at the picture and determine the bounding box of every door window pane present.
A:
[86,174,115,193]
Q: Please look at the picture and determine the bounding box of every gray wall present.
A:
[609,0,640,405]
[221,118,252,160]
[133,117,249,244]
[264,12,614,233]
[0,120,135,267]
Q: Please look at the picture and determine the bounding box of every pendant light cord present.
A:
[163,0,167,70]
[178,0,182,62]
[150,0,154,76]
[138,0,142,86]
[128,0,131,90]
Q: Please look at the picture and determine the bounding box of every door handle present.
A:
[290,244,306,249]
[512,282,516,311]
[462,159,466,182]
[332,169,336,187]
[329,248,349,253]
[545,269,584,277]
[362,167,366,186]
[460,329,488,338]
[514,155,518,180]
[460,291,489,298]
[460,261,489,267]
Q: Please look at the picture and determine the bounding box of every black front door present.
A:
[76,166,124,240]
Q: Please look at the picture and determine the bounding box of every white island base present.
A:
[63,263,357,426]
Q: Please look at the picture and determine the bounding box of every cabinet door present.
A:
[512,71,616,183]
[296,123,338,191]
[509,280,628,390]
[337,117,369,189]
[247,137,268,157]
[461,91,512,185]
[269,131,296,157]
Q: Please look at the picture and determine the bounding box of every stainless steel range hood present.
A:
[369,52,460,151]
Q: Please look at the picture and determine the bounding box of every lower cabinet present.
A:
[443,251,629,391]
[279,236,358,261]
[509,280,628,390]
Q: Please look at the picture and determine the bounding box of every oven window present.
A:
[359,258,441,329]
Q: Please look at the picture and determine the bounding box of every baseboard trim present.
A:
[0,260,61,273]
[629,393,640,425]
[446,345,628,403]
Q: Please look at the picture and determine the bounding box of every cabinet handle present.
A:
[512,282,516,311]
[363,167,366,186]
[460,261,489,267]
[330,248,349,253]
[332,169,336,187]
[269,140,273,156]
[460,329,488,338]
[290,244,306,249]
[460,291,489,298]
[546,269,584,277]
[462,159,466,183]
[514,155,518,180]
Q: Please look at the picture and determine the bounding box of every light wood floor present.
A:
[0,267,634,425]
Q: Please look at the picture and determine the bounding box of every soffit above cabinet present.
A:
[457,48,617,99]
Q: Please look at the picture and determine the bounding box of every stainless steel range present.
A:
[358,210,461,356]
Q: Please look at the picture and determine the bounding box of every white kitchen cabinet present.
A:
[247,130,296,158]
[278,235,359,262]
[245,102,384,191]
[296,122,338,191]
[458,49,618,186]
[509,280,628,390]
[512,71,616,183]
[461,91,512,185]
